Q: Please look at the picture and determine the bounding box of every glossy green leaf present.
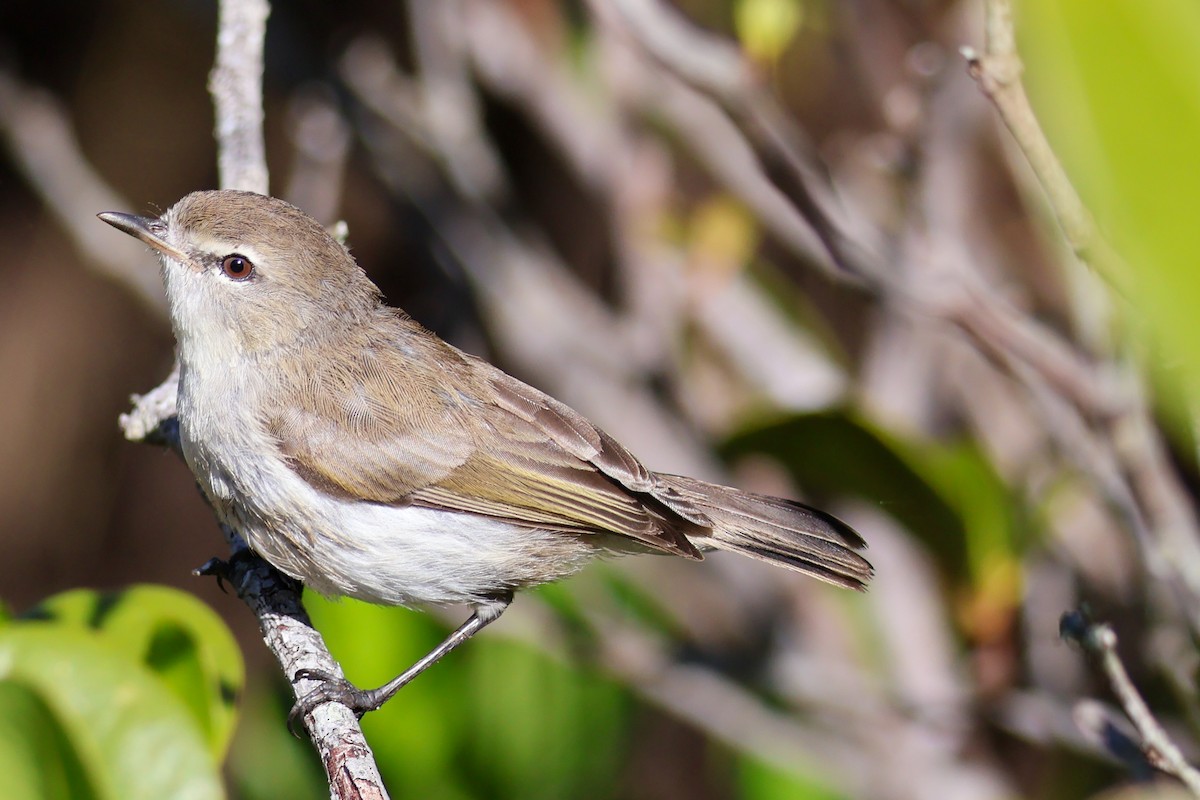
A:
[0,626,223,800]
[29,586,243,759]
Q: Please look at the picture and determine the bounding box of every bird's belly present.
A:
[241,495,602,608]
[177,388,600,607]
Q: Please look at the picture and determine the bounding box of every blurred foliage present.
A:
[736,756,841,800]
[274,593,633,799]
[734,0,804,66]
[727,411,1025,641]
[4,0,1200,797]
[0,586,241,800]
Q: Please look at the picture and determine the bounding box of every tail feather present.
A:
[651,473,873,591]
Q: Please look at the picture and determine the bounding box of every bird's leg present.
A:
[288,591,512,731]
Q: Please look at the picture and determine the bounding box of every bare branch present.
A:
[201,542,388,800]
[202,2,391,796]
[1062,609,1200,793]
[209,0,271,195]
[284,87,351,225]
[590,0,880,284]
[66,1,395,794]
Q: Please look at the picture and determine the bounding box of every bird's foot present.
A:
[193,556,234,593]
[287,669,386,736]
[192,547,266,594]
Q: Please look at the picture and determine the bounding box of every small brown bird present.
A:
[98,190,871,721]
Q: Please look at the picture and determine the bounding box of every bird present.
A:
[98,190,871,722]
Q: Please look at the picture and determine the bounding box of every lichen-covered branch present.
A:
[209,0,271,195]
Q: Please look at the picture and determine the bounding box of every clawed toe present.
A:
[287,669,382,736]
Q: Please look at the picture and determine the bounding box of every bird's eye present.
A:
[221,254,255,281]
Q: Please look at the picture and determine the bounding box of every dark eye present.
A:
[221,254,254,280]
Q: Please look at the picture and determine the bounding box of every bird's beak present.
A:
[97,212,189,263]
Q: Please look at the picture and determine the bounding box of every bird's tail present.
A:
[651,473,872,591]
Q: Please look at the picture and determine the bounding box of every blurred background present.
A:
[3,0,1200,798]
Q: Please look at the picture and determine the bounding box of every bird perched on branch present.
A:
[99,190,872,723]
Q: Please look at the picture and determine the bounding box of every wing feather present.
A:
[264,319,701,558]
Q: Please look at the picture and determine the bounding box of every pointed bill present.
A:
[97,212,188,263]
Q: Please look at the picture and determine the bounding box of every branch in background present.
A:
[284,86,352,225]
[459,0,847,414]
[1061,609,1200,793]
[209,0,271,196]
[962,0,1200,636]
[340,32,729,482]
[589,0,878,284]
[588,0,1114,422]
[962,0,1124,285]
[0,73,166,317]
[593,0,1200,648]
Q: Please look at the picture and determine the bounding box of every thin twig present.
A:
[87,0,390,795]
[284,86,351,225]
[1061,609,1200,793]
[962,0,1124,284]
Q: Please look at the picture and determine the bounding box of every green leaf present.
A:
[0,626,223,800]
[737,754,844,800]
[28,586,243,759]
[466,639,628,800]
[0,681,97,800]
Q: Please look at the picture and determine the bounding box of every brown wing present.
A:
[264,328,476,501]
[266,319,701,558]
